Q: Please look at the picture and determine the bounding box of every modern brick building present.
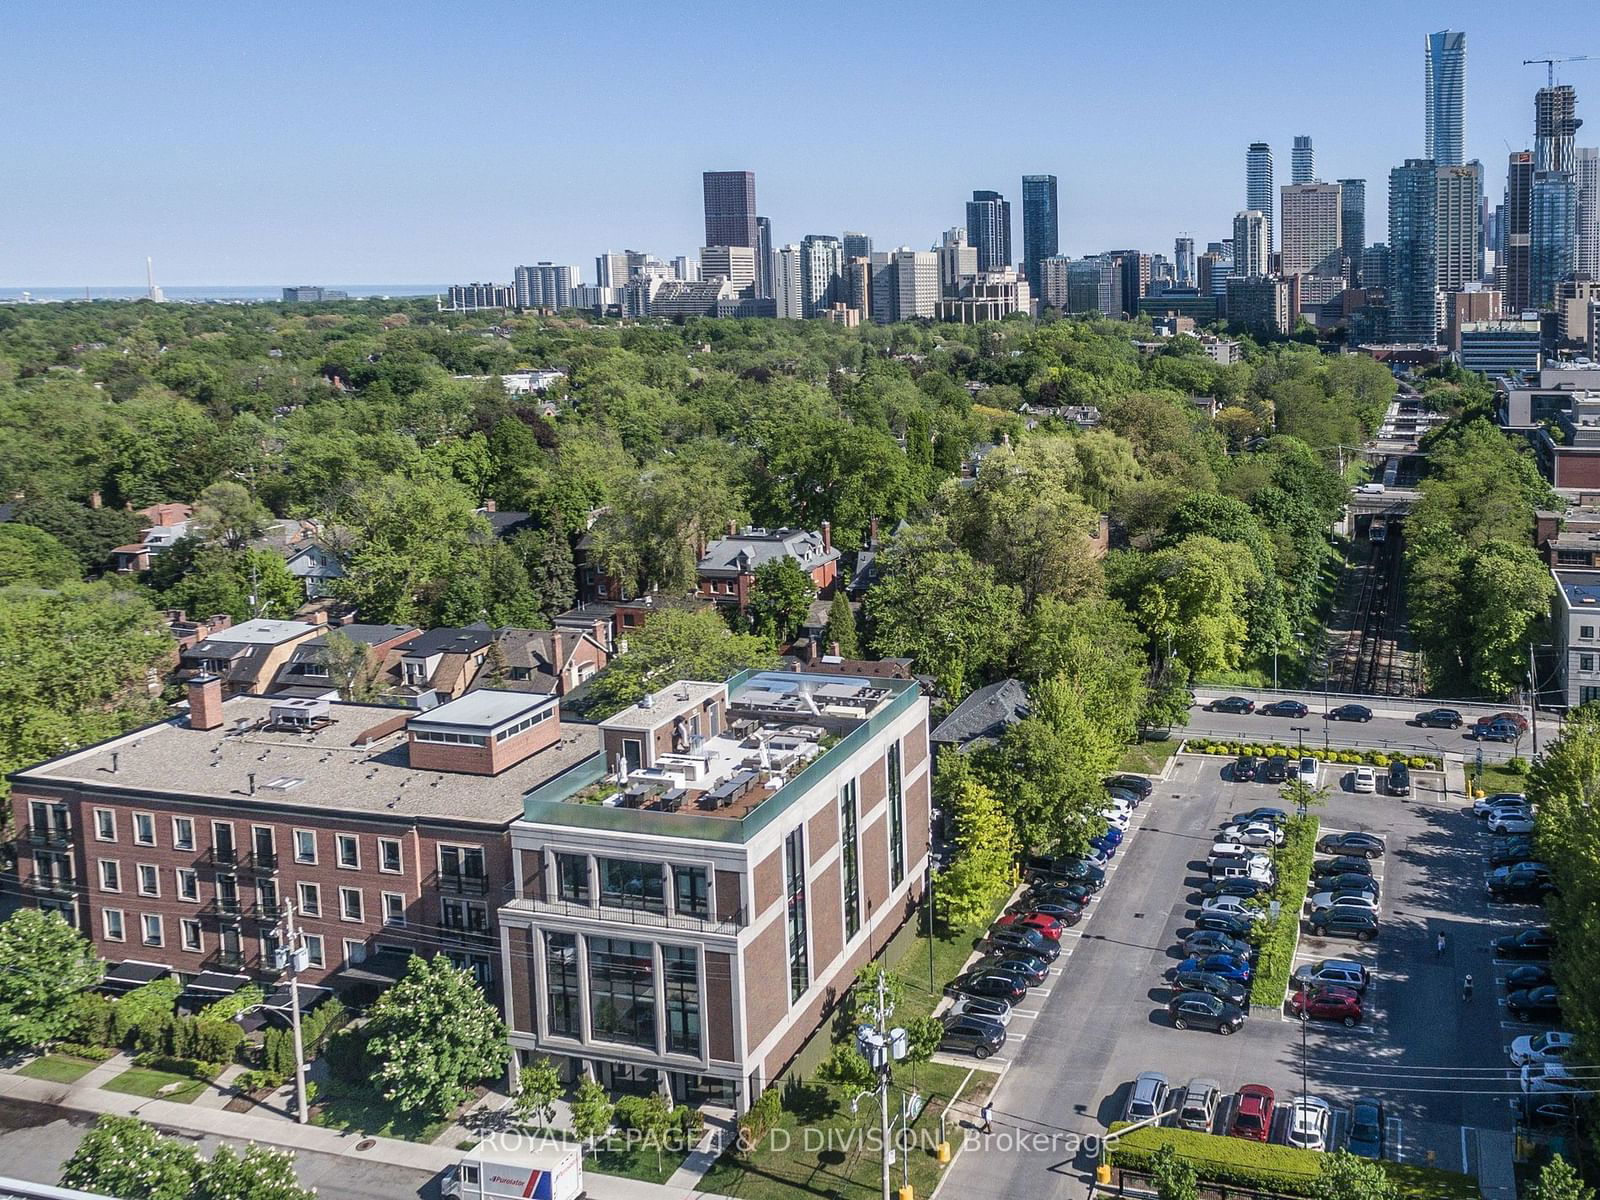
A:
[497,670,931,1110]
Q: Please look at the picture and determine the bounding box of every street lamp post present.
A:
[1291,726,1309,756]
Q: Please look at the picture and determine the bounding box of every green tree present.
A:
[936,769,1018,926]
[509,524,576,618]
[817,1043,878,1093]
[1110,536,1262,676]
[584,608,777,718]
[0,909,104,1051]
[512,1056,564,1129]
[322,629,378,701]
[193,1143,316,1200]
[364,955,511,1118]
[163,546,302,622]
[1148,1143,1199,1200]
[1015,597,1148,746]
[747,557,817,644]
[570,1076,616,1152]
[10,497,145,571]
[1525,1155,1595,1200]
[0,524,78,586]
[191,481,271,550]
[588,460,742,595]
[1313,1150,1397,1200]
[60,1115,200,1200]
[822,590,860,657]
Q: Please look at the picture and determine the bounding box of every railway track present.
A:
[1322,525,1421,697]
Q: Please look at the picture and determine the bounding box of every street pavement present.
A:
[936,754,1528,1200]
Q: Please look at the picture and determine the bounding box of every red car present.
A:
[1476,711,1529,734]
[1230,1084,1275,1141]
[1289,984,1363,1028]
[995,912,1062,941]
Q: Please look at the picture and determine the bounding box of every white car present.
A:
[1475,792,1528,817]
[1309,891,1381,916]
[1220,822,1285,848]
[1489,812,1536,835]
[947,994,1013,1027]
[1351,767,1376,794]
[1297,757,1320,786]
[1521,1064,1594,1098]
[1285,1096,1332,1151]
[1200,896,1265,923]
[1102,808,1132,831]
[1106,794,1135,816]
[1511,1031,1576,1067]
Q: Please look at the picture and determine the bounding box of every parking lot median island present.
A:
[1248,815,1319,1008]
[1107,1125,1478,1198]
[1186,742,1441,770]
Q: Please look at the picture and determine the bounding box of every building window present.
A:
[298,882,321,918]
[176,868,199,902]
[544,931,581,1038]
[137,864,159,897]
[294,830,317,864]
[251,826,276,867]
[342,939,367,966]
[587,936,656,1049]
[439,845,486,885]
[663,944,702,1056]
[556,853,590,904]
[442,897,487,933]
[784,827,809,1003]
[1584,655,1596,673]
[1583,625,1596,640]
[181,919,203,953]
[887,740,906,888]
[673,866,710,918]
[339,888,363,922]
[599,858,666,912]
[141,914,163,947]
[133,812,156,847]
[172,817,195,852]
[98,860,121,892]
[258,879,279,918]
[212,821,237,864]
[840,780,860,940]
[378,838,402,873]
[103,909,125,942]
[304,934,325,968]
[383,893,407,927]
[94,809,116,842]
[336,834,359,870]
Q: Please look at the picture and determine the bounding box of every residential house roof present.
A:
[929,678,1031,752]
[697,527,839,578]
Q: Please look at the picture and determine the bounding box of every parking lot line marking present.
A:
[1388,1115,1404,1162]
[1460,1125,1470,1174]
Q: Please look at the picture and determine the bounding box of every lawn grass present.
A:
[101,1066,205,1104]
[1468,763,1529,798]
[1118,737,1181,775]
[591,1141,689,1185]
[309,1078,450,1143]
[16,1053,98,1084]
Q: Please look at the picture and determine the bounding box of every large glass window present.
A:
[840,780,860,940]
[587,936,657,1049]
[784,828,809,1003]
[887,740,906,887]
[663,945,701,1056]
[599,858,666,913]
[673,866,709,918]
[545,932,582,1038]
[556,853,590,904]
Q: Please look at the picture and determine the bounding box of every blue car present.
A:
[1177,953,1252,982]
[1089,836,1118,859]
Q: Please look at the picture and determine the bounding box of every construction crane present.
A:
[1523,55,1594,88]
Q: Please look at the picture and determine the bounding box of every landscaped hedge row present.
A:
[1248,815,1319,1007]
[1187,742,1440,769]
[1108,1125,1478,1198]
[262,1000,347,1075]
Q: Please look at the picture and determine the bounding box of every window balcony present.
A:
[23,825,72,849]
[432,870,490,897]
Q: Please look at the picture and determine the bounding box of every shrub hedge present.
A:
[131,1052,226,1082]
[1185,742,1439,770]
[1248,815,1318,1007]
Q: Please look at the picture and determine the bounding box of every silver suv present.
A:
[1177,1078,1221,1131]
[1124,1071,1170,1123]
[1292,958,1370,994]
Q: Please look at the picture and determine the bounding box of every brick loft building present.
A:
[694,524,841,612]
[8,676,599,993]
[498,669,931,1110]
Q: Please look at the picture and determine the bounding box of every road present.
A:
[0,1097,441,1199]
[1183,689,1553,765]
[938,755,1524,1200]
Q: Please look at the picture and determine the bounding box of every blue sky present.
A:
[2,0,1596,285]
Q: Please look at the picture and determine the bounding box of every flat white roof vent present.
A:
[261,776,305,791]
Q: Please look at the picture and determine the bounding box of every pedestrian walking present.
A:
[1436,931,1446,956]
[981,1102,993,1134]
[1462,974,1473,1000]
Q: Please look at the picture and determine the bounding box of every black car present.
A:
[1235,807,1289,826]
[1495,927,1556,959]
[1504,964,1555,990]
[1477,719,1522,743]
[1316,831,1386,859]
[1027,857,1106,890]
[1233,755,1260,782]
[1172,970,1249,1008]
[1019,901,1083,927]
[1415,708,1464,729]
[1328,703,1374,722]
[975,954,1050,987]
[1318,873,1380,899]
[951,971,1027,1004]
[1263,755,1290,784]
[1168,991,1246,1034]
[1210,696,1256,714]
[1508,985,1563,1023]
[1029,881,1096,907]
[1106,774,1154,801]
[1512,1095,1579,1127]
[939,1014,1007,1060]
[1308,909,1378,941]
[1489,839,1537,868]
[1386,761,1411,796]
[1262,700,1309,718]
[1490,865,1556,903]
[1200,877,1273,900]
[1311,856,1375,880]
[1182,930,1253,959]
[1192,911,1256,938]
[987,927,1060,961]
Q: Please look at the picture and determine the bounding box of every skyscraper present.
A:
[800,235,843,318]
[1021,175,1059,296]
[1535,85,1582,173]
[842,232,873,262]
[938,228,978,295]
[1246,143,1275,253]
[1280,183,1343,276]
[774,245,805,319]
[595,252,630,288]
[702,171,758,250]
[1389,159,1440,342]
[1504,151,1535,312]
[893,249,942,320]
[1292,136,1314,184]
[1532,172,1579,307]
[1232,211,1269,276]
[699,246,758,297]
[1436,162,1485,295]
[514,263,576,309]
[965,190,1012,272]
[1174,237,1196,288]
[1339,179,1367,280]
[1577,147,1600,280]
[755,216,773,298]
[1425,31,1466,168]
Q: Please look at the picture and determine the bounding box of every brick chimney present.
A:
[820,521,832,552]
[727,520,738,537]
[187,674,224,732]
[869,516,879,547]
[484,498,497,513]
[551,630,566,680]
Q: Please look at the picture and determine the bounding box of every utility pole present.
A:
[1528,641,1540,757]
[877,973,891,1200]
[277,900,310,1124]
[854,971,908,1200]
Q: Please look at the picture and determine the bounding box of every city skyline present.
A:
[2,1,1598,285]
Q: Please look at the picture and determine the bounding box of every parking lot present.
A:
[938,750,1534,1200]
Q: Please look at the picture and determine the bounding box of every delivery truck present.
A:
[440,1144,585,1200]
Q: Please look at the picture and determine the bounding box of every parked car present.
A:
[1477,719,1523,743]
[1101,807,1132,832]
[1297,757,1320,785]
[1520,1064,1594,1098]
[1309,891,1381,917]
[1510,1031,1577,1067]
[1474,792,1529,818]
[1027,857,1106,889]
[1285,1096,1333,1151]
[1017,901,1083,927]
[994,912,1062,941]
[1347,1097,1384,1159]
[1328,703,1374,722]
[1168,991,1246,1034]
[1207,841,1254,866]
[1105,774,1154,801]
[1489,811,1537,835]
[939,1014,1006,1059]
[950,971,1027,1004]
[1311,856,1375,880]
[1192,911,1257,938]
[1209,696,1256,714]
[1029,880,1096,907]
[1200,877,1273,900]
[1307,909,1378,941]
[1293,958,1370,994]
[1181,930,1253,960]
[1201,896,1266,924]
[1510,1095,1579,1127]
[1207,855,1274,884]
[1387,761,1411,796]
[1508,985,1563,1023]
[1124,1072,1171,1122]
[1504,964,1556,991]
[1262,700,1309,718]
[946,994,1012,1026]
[1229,1085,1275,1141]
[1315,874,1380,901]
[1263,755,1291,783]
[1177,953,1252,982]
[1316,831,1386,858]
[1415,708,1464,728]
[1220,821,1285,847]
[1234,807,1289,826]
[1289,985,1364,1027]
[1489,863,1555,902]
[986,926,1060,961]
[1177,1079,1223,1132]
[1495,926,1556,959]
[1489,838,1537,867]
[974,953,1050,987]
[1232,755,1260,782]
[1350,766,1377,793]
[1172,971,1248,1008]
[1106,788,1142,811]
